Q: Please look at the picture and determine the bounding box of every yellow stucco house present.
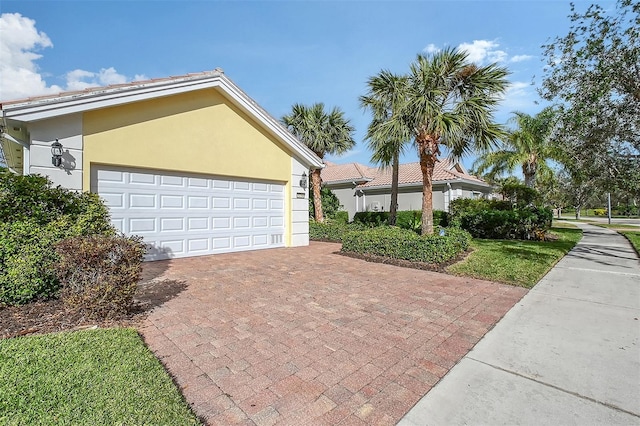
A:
[0,69,323,260]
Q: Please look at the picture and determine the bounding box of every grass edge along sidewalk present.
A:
[447,227,583,288]
[619,230,640,255]
[0,328,200,426]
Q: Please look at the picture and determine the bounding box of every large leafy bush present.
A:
[449,198,552,240]
[55,234,145,319]
[341,226,471,264]
[0,170,116,305]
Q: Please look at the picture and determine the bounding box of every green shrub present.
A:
[0,220,69,305]
[457,207,553,240]
[353,211,389,226]
[395,210,449,231]
[334,211,349,224]
[55,234,145,319]
[593,208,607,216]
[499,182,541,206]
[309,220,366,242]
[0,172,116,305]
[449,198,512,223]
[341,226,471,264]
[449,198,552,240]
[310,185,342,220]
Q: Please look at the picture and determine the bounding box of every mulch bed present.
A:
[339,248,473,273]
[0,279,188,340]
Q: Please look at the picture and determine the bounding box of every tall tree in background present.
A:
[282,103,355,222]
[473,107,556,188]
[360,70,411,226]
[373,48,509,235]
[540,0,639,192]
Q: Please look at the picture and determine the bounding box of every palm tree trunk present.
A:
[389,151,400,226]
[418,134,438,235]
[311,168,324,222]
[523,164,535,188]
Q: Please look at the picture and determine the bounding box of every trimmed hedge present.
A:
[449,199,553,240]
[309,221,367,242]
[353,210,449,230]
[341,226,471,264]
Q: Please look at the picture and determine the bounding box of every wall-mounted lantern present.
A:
[51,139,63,167]
[299,172,308,188]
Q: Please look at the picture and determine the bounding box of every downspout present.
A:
[446,182,452,212]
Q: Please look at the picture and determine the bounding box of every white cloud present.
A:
[0,13,62,100]
[510,54,533,63]
[500,80,537,111]
[65,67,130,91]
[0,13,146,101]
[423,43,440,54]
[458,40,507,64]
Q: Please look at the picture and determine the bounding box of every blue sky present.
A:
[0,1,602,170]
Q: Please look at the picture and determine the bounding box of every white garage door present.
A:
[92,167,285,260]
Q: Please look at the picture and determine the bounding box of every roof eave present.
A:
[1,71,323,169]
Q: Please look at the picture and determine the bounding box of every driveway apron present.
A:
[139,242,526,425]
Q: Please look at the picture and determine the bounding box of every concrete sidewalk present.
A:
[400,223,640,425]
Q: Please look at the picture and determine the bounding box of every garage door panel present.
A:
[130,193,156,208]
[212,217,231,229]
[130,172,156,185]
[160,175,184,187]
[254,183,268,191]
[160,195,184,208]
[188,217,209,230]
[213,197,231,209]
[101,192,125,208]
[213,180,231,189]
[130,218,157,233]
[213,237,231,250]
[234,235,251,247]
[188,238,209,252]
[160,218,184,232]
[188,177,208,189]
[188,196,209,209]
[253,198,268,210]
[94,166,285,260]
[234,182,250,191]
[234,198,250,209]
[98,169,125,183]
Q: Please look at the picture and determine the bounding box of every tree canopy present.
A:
[473,107,556,188]
[282,103,355,222]
[540,0,640,194]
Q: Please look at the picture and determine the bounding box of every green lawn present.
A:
[0,328,200,426]
[619,230,640,255]
[594,223,640,230]
[447,227,583,288]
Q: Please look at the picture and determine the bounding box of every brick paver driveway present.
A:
[139,242,526,425]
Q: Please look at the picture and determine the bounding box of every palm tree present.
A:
[473,107,556,188]
[360,70,411,226]
[376,48,509,234]
[282,103,355,222]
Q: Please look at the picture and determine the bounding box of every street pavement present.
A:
[399,223,640,425]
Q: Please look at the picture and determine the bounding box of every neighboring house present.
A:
[322,160,492,220]
[0,69,323,260]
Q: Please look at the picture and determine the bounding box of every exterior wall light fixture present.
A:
[299,172,308,188]
[51,139,63,167]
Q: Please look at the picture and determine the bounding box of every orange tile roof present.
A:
[322,159,488,188]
